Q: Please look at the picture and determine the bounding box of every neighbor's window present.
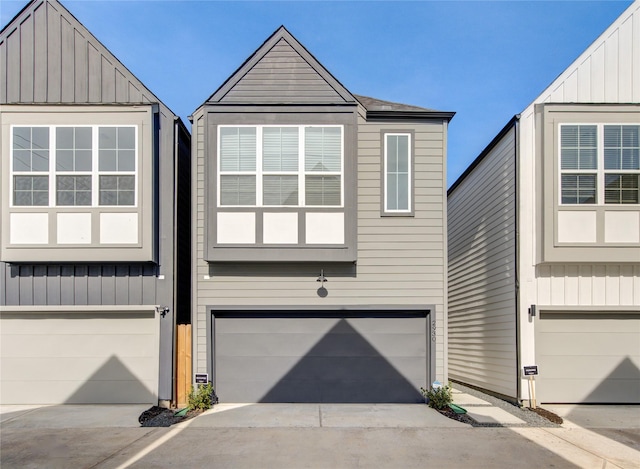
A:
[604,125,639,204]
[384,133,411,213]
[218,125,343,207]
[560,125,597,204]
[12,127,50,206]
[11,125,137,207]
[559,124,639,205]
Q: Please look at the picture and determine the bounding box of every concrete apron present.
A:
[192,403,468,428]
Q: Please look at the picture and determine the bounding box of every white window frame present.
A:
[217,124,344,208]
[10,124,139,208]
[558,123,640,206]
[383,132,412,213]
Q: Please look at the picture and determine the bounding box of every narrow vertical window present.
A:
[12,127,50,206]
[384,133,411,213]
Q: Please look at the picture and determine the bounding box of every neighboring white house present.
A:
[448,1,640,403]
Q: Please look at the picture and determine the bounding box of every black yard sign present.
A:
[523,366,538,376]
[195,373,209,384]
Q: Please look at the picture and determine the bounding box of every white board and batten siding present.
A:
[515,1,640,401]
[191,111,449,381]
[448,126,518,398]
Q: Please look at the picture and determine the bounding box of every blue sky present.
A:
[1,0,633,186]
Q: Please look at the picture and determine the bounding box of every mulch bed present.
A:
[528,406,563,424]
[435,406,476,425]
[138,406,203,427]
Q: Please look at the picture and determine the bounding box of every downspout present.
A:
[171,116,179,407]
[514,115,522,405]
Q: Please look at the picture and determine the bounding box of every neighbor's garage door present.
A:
[214,312,428,403]
[535,313,640,403]
[0,311,159,404]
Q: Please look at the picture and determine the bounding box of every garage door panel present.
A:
[0,316,156,334]
[1,334,157,358]
[539,378,640,404]
[537,332,640,356]
[217,332,323,357]
[217,318,336,334]
[536,315,640,403]
[537,355,640,379]
[1,356,157,381]
[215,313,428,403]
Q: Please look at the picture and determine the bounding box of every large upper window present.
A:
[11,125,137,207]
[560,124,639,205]
[218,125,342,207]
[384,133,412,213]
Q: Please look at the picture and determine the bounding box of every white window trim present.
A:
[384,132,412,213]
[217,124,344,208]
[10,124,139,208]
[558,123,640,206]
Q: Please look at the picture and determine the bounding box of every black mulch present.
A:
[138,406,203,427]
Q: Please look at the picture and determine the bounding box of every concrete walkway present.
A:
[1,400,638,468]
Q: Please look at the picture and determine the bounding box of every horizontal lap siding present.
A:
[447,127,517,398]
[192,112,447,376]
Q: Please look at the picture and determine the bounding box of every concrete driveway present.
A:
[1,403,638,468]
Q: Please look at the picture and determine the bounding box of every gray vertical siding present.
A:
[0,0,156,105]
[2,263,158,306]
[447,126,518,398]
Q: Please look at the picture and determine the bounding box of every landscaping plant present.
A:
[420,381,453,410]
[188,382,215,411]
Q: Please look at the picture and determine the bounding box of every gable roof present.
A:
[205,26,355,105]
[0,0,166,107]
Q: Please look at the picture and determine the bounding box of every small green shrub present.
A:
[188,382,215,411]
[420,381,453,410]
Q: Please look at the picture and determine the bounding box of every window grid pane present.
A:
[305,127,341,172]
[56,127,92,171]
[12,127,50,172]
[305,175,341,206]
[220,175,256,206]
[604,125,640,170]
[605,174,639,204]
[263,175,298,206]
[220,127,256,172]
[99,127,136,172]
[561,125,597,170]
[561,174,596,204]
[263,127,299,172]
[13,176,49,206]
[56,175,92,206]
[98,175,135,206]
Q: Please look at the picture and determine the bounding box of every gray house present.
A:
[448,1,639,404]
[0,0,191,405]
[190,26,453,403]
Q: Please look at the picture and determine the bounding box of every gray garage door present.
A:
[214,312,428,403]
[535,313,640,403]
